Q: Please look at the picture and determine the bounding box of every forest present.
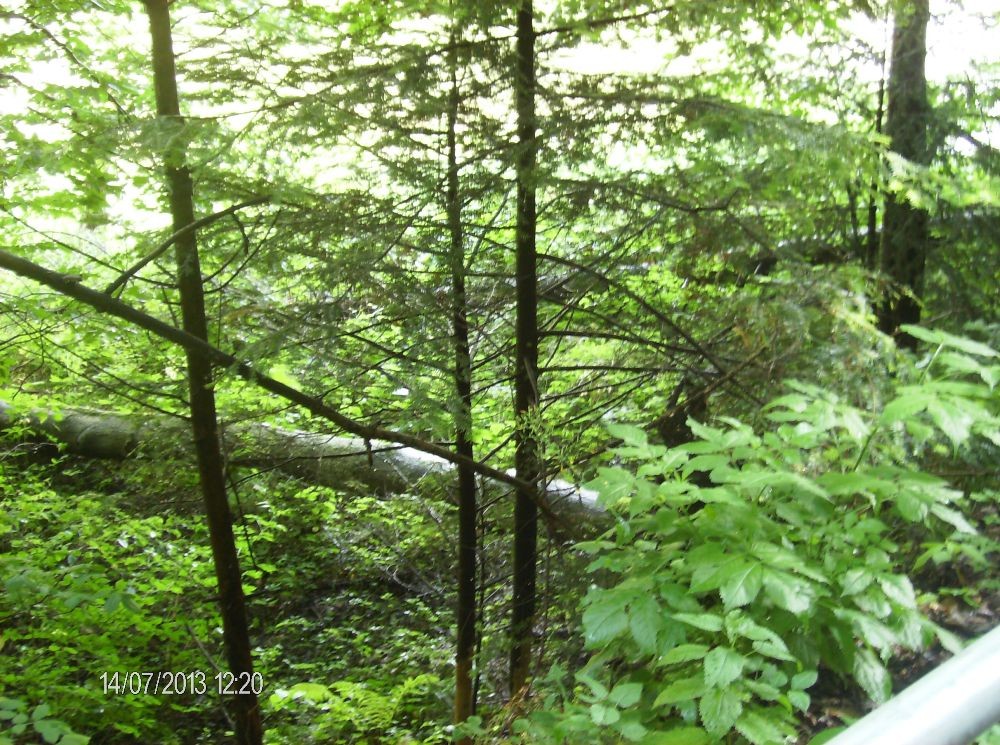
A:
[0,0,998,743]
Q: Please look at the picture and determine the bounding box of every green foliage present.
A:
[267,674,447,744]
[526,328,999,744]
[0,455,456,743]
[0,697,89,745]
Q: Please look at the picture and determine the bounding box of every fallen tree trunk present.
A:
[0,400,604,525]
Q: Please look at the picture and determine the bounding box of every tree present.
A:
[509,0,542,698]
[877,0,931,348]
[445,16,480,734]
[142,3,261,741]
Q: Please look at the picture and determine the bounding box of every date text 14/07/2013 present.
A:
[100,670,263,696]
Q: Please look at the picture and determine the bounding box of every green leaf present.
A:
[672,613,723,632]
[590,703,620,725]
[734,709,790,745]
[285,682,333,702]
[642,727,711,745]
[720,562,763,608]
[788,690,811,711]
[877,575,916,608]
[629,595,661,654]
[583,594,629,645]
[880,392,932,424]
[926,399,975,446]
[703,647,745,688]
[841,568,873,595]
[34,719,64,744]
[653,677,706,707]
[609,682,643,708]
[608,423,650,448]
[576,673,610,702]
[699,688,743,738]
[791,671,818,690]
[762,569,814,614]
[660,644,710,665]
[930,504,977,533]
[751,640,797,662]
[854,648,891,703]
[587,468,636,507]
[900,326,998,358]
[808,727,847,744]
[617,715,648,741]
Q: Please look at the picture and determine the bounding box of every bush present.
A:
[526,326,999,744]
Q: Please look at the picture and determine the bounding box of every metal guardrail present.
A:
[826,623,1000,745]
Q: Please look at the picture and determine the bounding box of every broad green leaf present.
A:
[877,575,916,608]
[854,648,891,703]
[788,690,811,711]
[629,595,661,654]
[930,504,977,533]
[583,594,629,645]
[900,325,998,358]
[927,400,975,446]
[672,612,724,632]
[791,671,818,690]
[880,393,932,424]
[734,709,790,745]
[762,570,814,614]
[576,672,610,701]
[699,688,743,738]
[840,609,897,650]
[841,568,873,595]
[660,644,710,665]
[751,640,797,662]
[653,677,706,707]
[587,468,635,507]
[33,719,64,744]
[743,679,781,700]
[617,715,648,741]
[720,562,763,608]
[703,646,745,688]
[608,423,650,448]
[590,703,620,725]
[609,682,643,708]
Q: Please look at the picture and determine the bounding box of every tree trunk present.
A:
[142,2,262,742]
[510,0,540,698]
[877,0,930,350]
[0,399,605,522]
[446,25,478,737]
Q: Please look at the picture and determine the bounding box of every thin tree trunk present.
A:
[142,2,262,742]
[446,24,478,738]
[509,0,540,698]
[866,60,885,270]
[877,0,930,349]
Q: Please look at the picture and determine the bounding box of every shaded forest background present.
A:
[0,1,998,744]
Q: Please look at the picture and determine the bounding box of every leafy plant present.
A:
[267,674,447,744]
[0,698,89,745]
[527,327,999,743]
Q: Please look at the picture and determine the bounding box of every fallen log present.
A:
[0,399,604,524]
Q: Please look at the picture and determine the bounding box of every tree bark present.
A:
[510,0,540,698]
[877,0,930,350]
[142,2,261,742]
[445,24,478,736]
